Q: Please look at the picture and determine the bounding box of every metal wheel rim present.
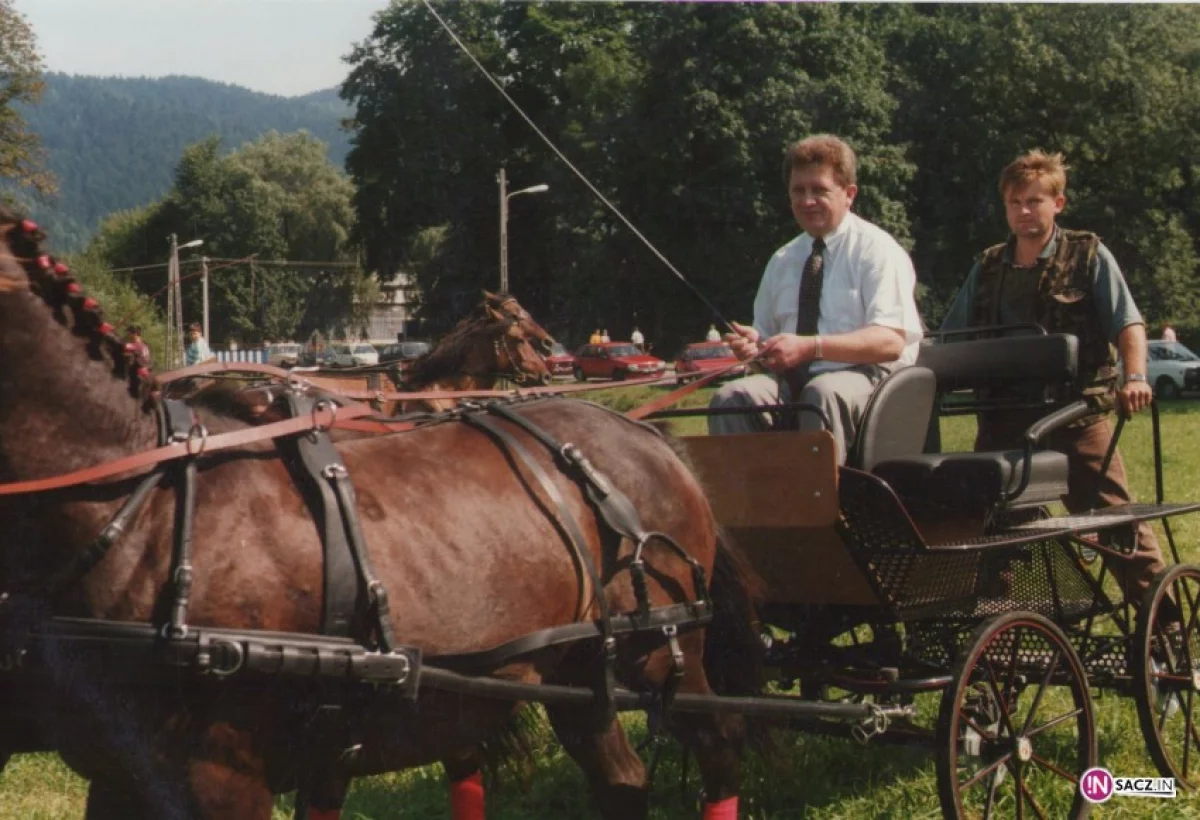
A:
[1134,565,1200,790]
[938,613,1095,819]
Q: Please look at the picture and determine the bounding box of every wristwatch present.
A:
[1125,373,1147,384]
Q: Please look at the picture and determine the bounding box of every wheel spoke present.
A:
[1026,707,1083,739]
[1029,752,1080,784]
[961,753,1013,790]
[982,767,1000,820]
[959,710,1001,742]
[1020,778,1050,820]
[982,655,1017,737]
[1021,648,1061,736]
[1014,761,1026,820]
[1184,687,1194,777]
[1005,627,1023,714]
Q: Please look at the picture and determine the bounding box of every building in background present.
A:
[365,270,422,343]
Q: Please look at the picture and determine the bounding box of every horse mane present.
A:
[402,308,500,388]
[0,205,158,409]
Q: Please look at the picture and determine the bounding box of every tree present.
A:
[0,0,53,194]
[91,131,365,345]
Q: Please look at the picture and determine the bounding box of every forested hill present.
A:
[14,73,352,251]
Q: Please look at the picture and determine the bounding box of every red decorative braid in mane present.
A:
[2,217,159,407]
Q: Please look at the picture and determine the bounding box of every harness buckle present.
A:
[321,464,348,480]
[185,423,209,456]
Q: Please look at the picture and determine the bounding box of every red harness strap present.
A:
[0,402,386,496]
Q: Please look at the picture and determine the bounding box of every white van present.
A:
[266,342,304,368]
[327,343,380,368]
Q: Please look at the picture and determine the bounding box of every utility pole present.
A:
[498,167,508,294]
[201,256,210,343]
[167,234,179,368]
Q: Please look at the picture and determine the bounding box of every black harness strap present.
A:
[282,392,360,638]
[161,399,199,639]
[459,409,621,725]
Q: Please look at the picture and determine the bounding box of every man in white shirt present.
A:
[708,134,924,464]
[631,326,646,350]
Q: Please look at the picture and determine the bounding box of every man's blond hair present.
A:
[783,135,858,189]
[999,149,1069,198]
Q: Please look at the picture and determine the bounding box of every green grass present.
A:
[5,396,1200,818]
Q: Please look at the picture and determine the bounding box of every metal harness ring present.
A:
[311,399,337,433]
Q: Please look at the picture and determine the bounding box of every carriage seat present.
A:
[849,333,1079,514]
[871,450,1069,514]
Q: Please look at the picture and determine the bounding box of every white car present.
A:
[265,342,303,368]
[1146,340,1200,399]
[327,343,380,368]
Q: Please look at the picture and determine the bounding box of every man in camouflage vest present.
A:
[941,150,1164,606]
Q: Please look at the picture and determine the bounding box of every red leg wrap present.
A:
[308,811,340,820]
[703,795,738,820]
[450,771,485,820]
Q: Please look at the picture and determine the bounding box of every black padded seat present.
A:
[872,449,1070,513]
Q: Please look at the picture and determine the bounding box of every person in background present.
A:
[940,149,1165,608]
[706,324,721,342]
[708,134,923,464]
[126,325,151,365]
[1162,324,1177,343]
[600,329,611,343]
[589,328,602,344]
[184,322,213,366]
[631,326,646,351]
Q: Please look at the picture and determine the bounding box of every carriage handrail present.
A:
[1004,399,1093,504]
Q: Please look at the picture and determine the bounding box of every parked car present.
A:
[326,342,380,368]
[573,342,666,381]
[265,342,304,368]
[673,341,746,382]
[377,340,433,367]
[544,341,576,379]
[1145,339,1200,399]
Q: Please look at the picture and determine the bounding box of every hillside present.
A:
[11,73,353,251]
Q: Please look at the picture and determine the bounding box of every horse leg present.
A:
[546,705,649,820]
[293,769,350,820]
[665,647,746,820]
[444,749,486,820]
[85,781,150,820]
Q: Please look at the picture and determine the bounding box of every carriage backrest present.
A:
[849,365,937,472]
[915,332,1079,393]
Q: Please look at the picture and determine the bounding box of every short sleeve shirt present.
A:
[752,212,924,374]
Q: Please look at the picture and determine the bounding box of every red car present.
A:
[573,342,666,381]
[544,341,576,378]
[673,341,746,382]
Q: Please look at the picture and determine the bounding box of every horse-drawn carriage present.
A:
[1,210,1197,820]
[671,327,1200,818]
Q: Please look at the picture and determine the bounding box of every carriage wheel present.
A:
[936,612,1095,819]
[1133,564,1200,790]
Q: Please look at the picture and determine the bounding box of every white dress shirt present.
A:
[752,212,923,375]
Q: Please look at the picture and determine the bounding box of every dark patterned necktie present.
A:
[795,237,826,336]
[783,237,826,421]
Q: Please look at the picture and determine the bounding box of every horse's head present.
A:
[490,317,552,386]
[483,290,556,357]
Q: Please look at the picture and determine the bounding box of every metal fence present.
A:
[213,348,268,364]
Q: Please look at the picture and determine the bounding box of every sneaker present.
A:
[1151,656,1182,721]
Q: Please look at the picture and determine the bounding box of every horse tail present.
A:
[702,529,773,755]
[703,528,766,698]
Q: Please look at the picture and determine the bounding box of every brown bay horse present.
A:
[0,209,762,819]
[300,291,554,415]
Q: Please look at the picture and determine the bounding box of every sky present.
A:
[17,0,393,98]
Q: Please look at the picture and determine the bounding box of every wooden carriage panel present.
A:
[680,432,877,605]
[680,431,838,529]
[727,525,882,606]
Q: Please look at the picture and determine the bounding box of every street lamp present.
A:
[497,168,549,294]
[167,234,204,367]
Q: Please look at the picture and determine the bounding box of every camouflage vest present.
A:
[971,229,1117,422]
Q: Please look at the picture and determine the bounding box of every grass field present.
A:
[4,391,1200,818]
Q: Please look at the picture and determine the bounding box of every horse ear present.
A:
[485,304,505,323]
[482,289,499,303]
